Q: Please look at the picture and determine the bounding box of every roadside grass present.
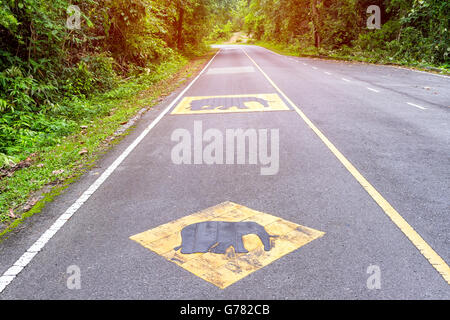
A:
[249,40,450,76]
[0,50,217,238]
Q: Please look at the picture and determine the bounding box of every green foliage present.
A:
[1,0,446,169]
[0,50,205,225]
[352,0,449,65]
[64,61,95,97]
[0,0,219,167]
[234,0,449,66]
[81,54,119,92]
[0,152,17,167]
[209,21,234,41]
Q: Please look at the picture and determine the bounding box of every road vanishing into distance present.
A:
[0,45,449,299]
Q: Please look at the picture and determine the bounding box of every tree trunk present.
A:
[177,1,184,51]
[311,0,321,48]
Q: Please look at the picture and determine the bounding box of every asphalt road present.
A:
[0,45,449,299]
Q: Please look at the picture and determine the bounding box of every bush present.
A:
[64,61,95,97]
[0,67,37,113]
[209,21,234,41]
[82,54,119,92]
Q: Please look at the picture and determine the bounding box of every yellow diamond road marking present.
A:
[171,94,290,115]
[130,202,325,289]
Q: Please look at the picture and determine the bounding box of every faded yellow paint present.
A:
[130,202,325,289]
[141,233,181,255]
[241,234,265,251]
[243,212,280,226]
[218,207,257,222]
[265,219,299,235]
[171,94,290,115]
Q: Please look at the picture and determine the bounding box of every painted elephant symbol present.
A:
[174,221,276,254]
[189,97,269,111]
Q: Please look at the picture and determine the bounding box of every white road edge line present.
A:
[260,45,450,79]
[393,66,450,79]
[0,49,222,294]
[261,47,283,57]
[407,102,427,110]
[367,87,380,93]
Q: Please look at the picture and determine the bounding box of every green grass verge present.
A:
[0,50,217,238]
[250,40,450,75]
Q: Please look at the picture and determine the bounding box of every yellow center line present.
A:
[241,48,450,284]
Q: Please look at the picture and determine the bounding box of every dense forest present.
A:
[229,0,449,66]
[0,0,235,166]
[0,0,448,225]
[0,0,235,225]
[1,0,448,166]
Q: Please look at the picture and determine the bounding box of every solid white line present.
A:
[391,65,450,79]
[260,46,283,57]
[342,78,351,82]
[407,102,427,110]
[257,45,450,79]
[367,87,380,93]
[0,49,222,294]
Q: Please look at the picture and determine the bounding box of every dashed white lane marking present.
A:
[242,47,450,285]
[0,50,222,294]
[312,67,318,70]
[257,46,438,114]
[407,102,427,110]
[260,46,450,79]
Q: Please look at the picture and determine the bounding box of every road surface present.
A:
[0,45,449,299]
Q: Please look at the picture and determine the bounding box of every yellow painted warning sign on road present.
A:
[171,94,290,115]
[130,202,325,289]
